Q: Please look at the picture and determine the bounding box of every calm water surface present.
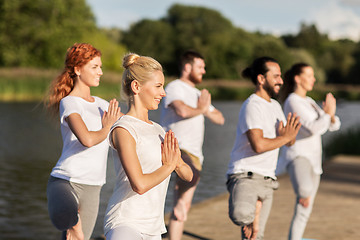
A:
[0,100,359,239]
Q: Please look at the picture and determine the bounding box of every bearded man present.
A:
[160,50,224,240]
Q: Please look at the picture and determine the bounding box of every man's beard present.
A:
[263,81,281,99]
[189,71,202,84]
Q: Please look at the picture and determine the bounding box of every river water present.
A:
[0,100,359,239]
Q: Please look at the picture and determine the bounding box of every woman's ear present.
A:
[294,75,301,84]
[130,80,141,94]
[74,66,81,77]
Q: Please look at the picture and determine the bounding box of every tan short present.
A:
[180,149,202,171]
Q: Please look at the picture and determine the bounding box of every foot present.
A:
[66,215,84,240]
[243,200,262,240]
[173,199,187,222]
[299,196,311,208]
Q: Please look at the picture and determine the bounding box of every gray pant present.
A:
[287,157,320,240]
[227,172,279,240]
[47,176,101,240]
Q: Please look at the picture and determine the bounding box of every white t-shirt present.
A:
[50,96,110,186]
[104,115,170,236]
[160,79,214,164]
[227,94,286,179]
[277,93,341,175]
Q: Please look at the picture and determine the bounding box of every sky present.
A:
[87,0,360,41]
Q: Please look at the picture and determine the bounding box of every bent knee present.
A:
[229,204,255,226]
[298,186,312,198]
[49,210,78,231]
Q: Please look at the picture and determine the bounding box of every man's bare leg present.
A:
[243,200,262,240]
[168,183,197,240]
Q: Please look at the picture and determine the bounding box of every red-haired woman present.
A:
[45,43,122,240]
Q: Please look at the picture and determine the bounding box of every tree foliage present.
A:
[0,0,97,67]
[1,2,360,84]
[0,0,126,70]
[282,23,357,84]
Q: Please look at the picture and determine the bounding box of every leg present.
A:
[65,216,84,240]
[254,179,277,240]
[47,176,83,239]
[70,182,101,240]
[168,151,201,240]
[226,175,259,239]
[243,200,262,240]
[287,157,320,240]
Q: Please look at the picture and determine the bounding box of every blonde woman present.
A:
[104,53,193,240]
[46,43,122,240]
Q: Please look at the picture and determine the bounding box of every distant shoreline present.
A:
[1,68,360,102]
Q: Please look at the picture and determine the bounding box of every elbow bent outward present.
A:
[175,161,193,182]
[130,182,149,195]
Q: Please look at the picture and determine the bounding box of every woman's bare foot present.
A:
[243,200,262,240]
[66,215,84,240]
[299,196,311,208]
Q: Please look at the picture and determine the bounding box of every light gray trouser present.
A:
[106,226,161,240]
[227,172,279,240]
[287,157,320,240]
[47,176,101,240]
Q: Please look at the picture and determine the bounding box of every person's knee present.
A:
[229,203,254,226]
[49,205,78,231]
[298,185,312,198]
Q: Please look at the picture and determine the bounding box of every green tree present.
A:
[122,19,176,74]
[166,4,233,51]
[347,42,360,85]
[282,23,357,84]
[0,0,96,67]
[82,29,127,71]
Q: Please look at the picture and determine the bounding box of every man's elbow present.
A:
[175,109,189,118]
[250,144,265,154]
[218,117,225,125]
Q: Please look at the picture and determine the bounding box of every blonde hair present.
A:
[121,53,163,102]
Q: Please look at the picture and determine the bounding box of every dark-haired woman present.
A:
[45,43,122,240]
[277,63,340,240]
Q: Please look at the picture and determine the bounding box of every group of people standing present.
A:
[45,43,340,240]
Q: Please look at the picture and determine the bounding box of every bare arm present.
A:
[113,128,178,195]
[204,108,225,125]
[168,88,211,118]
[322,93,337,123]
[246,113,301,153]
[174,157,193,182]
[169,100,206,118]
[66,99,122,147]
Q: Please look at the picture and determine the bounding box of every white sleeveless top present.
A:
[104,115,170,236]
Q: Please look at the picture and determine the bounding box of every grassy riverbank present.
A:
[1,68,360,102]
[324,127,360,158]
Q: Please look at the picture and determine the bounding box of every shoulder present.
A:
[60,96,82,110]
[113,115,134,128]
[60,95,76,105]
[244,94,263,109]
[93,96,109,108]
[165,79,181,88]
